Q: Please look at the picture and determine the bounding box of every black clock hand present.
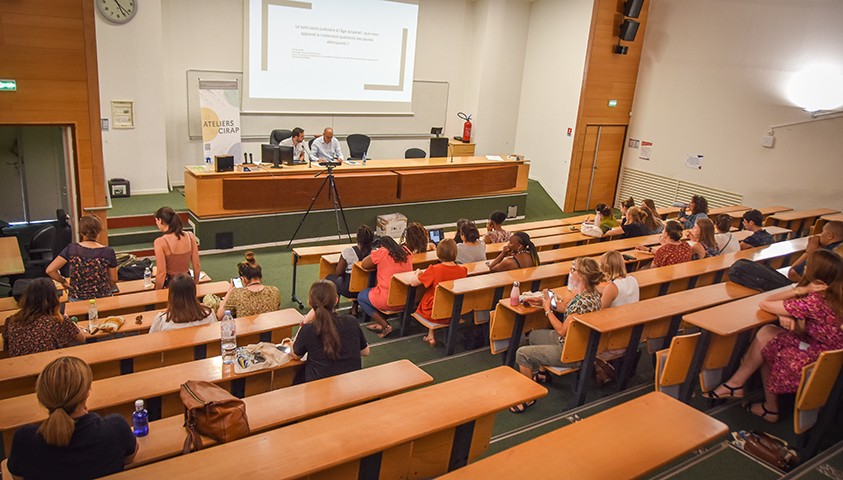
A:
[113,0,129,16]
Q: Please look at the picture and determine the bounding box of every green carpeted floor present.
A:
[110,188,186,217]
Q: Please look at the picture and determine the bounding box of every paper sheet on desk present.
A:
[486,155,504,161]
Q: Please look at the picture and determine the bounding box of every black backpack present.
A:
[118,258,152,281]
[727,259,791,292]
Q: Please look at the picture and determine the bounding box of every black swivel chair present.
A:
[24,224,56,276]
[54,209,72,276]
[346,134,371,160]
[405,148,426,159]
[270,129,293,145]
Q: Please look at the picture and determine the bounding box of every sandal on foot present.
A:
[532,371,553,385]
[743,402,779,423]
[509,400,536,414]
[701,383,744,400]
[377,324,394,338]
[365,324,384,332]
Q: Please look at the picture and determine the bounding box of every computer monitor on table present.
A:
[279,145,294,166]
[261,144,282,169]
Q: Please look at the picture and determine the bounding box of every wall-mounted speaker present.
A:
[619,19,640,41]
[623,0,644,18]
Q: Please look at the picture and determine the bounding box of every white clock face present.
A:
[96,0,137,24]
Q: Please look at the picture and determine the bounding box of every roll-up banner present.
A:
[198,79,242,163]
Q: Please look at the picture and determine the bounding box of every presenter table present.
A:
[0,237,25,276]
[184,156,529,219]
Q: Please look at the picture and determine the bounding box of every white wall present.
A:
[623,0,843,211]
[96,1,169,195]
[513,0,594,208]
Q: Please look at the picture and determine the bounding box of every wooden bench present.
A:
[810,212,843,236]
[438,392,728,480]
[708,204,750,215]
[0,354,303,456]
[429,235,805,357]
[656,206,681,219]
[765,208,840,237]
[0,281,230,326]
[126,360,432,467]
[674,286,788,402]
[727,205,793,227]
[0,309,303,399]
[107,366,547,480]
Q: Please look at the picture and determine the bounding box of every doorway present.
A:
[568,125,626,211]
[0,126,70,223]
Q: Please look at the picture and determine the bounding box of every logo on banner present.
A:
[198,86,242,162]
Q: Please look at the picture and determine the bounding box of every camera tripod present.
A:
[287,163,352,308]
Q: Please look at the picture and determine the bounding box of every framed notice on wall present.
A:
[111,100,135,129]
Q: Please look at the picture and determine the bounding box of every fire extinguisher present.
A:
[458,112,472,142]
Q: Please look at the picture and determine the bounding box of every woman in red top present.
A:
[357,236,412,338]
[637,220,692,268]
[409,239,468,347]
[153,207,200,289]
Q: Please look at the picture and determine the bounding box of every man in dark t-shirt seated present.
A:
[739,209,774,250]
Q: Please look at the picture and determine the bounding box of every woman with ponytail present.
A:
[7,357,137,479]
[153,206,200,289]
[488,231,540,272]
[216,251,281,320]
[291,280,370,382]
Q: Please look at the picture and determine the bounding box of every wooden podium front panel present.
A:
[396,165,518,202]
[222,172,399,211]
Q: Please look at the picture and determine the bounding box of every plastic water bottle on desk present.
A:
[88,299,98,331]
[362,151,367,165]
[143,266,152,288]
[132,399,149,437]
[221,310,236,365]
[510,281,520,306]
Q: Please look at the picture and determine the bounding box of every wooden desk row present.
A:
[108,367,547,480]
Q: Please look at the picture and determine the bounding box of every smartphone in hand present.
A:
[231,277,244,288]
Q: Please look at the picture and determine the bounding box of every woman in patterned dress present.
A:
[510,257,603,413]
[636,220,693,267]
[216,251,280,320]
[3,278,84,357]
[703,250,843,422]
[46,215,118,301]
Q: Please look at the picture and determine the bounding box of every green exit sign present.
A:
[0,79,16,91]
[608,99,618,107]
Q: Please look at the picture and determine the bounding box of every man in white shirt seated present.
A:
[310,127,344,164]
[278,127,309,164]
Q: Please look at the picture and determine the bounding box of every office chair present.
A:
[346,134,371,160]
[54,209,72,276]
[405,148,426,159]
[308,136,319,150]
[270,129,293,145]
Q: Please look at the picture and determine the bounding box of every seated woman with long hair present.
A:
[703,250,843,423]
[2,278,84,357]
[677,194,709,230]
[326,225,375,314]
[402,222,434,254]
[7,357,137,479]
[597,251,640,308]
[357,236,412,338]
[640,200,665,234]
[688,217,720,259]
[149,273,215,332]
[409,239,468,347]
[604,206,649,238]
[289,280,370,383]
[217,251,280,320]
[455,221,486,264]
[636,220,692,267]
[488,231,540,272]
[153,206,200,289]
[46,215,118,301]
[511,257,603,413]
[594,203,618,233]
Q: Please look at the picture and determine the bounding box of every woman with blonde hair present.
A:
[511,257,603,413]
[217,251,281,320]
[149,273,215,332]
[598,251,640,308]
[604,206,649,238]
[640,200,665,234]
[289,280,370,382]
[7,357,137,478]
[2,278,84,357]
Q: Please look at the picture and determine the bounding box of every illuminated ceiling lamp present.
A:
[786,64,843,117]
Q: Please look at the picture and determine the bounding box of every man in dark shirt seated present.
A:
[739,209,774,250]
[787,220,843,282]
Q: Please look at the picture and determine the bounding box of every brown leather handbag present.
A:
[180,380,250,453]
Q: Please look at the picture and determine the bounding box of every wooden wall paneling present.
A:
[564,0,650,211]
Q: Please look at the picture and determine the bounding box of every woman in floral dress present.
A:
[703,250,843,422]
